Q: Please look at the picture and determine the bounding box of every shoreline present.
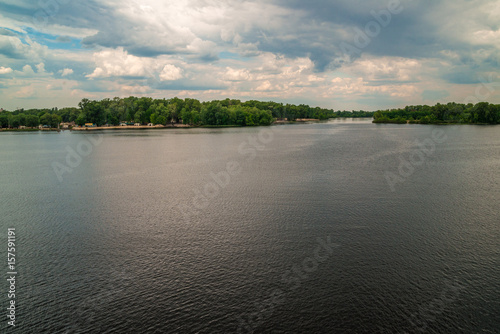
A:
[72,124,191,131]
[0,118,377,132]
[0,128,60,132]
[372,120,494,125]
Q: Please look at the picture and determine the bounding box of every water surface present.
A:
[1,119,499,333]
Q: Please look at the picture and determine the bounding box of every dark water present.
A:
[1,119,499,333]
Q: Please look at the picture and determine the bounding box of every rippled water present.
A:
[1,119,499,333]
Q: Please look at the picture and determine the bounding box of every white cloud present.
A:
[13,85,35,98]
[326,76,418,98]
[345,56,422,83]
[224,68,251,81]
[159,65,183,81]
[0,35,49,61]
[0,66,13,74]
[36,63,45,73]
[87,47,153,78]
[22,65,35,75]
[0,0,500,110]
[61,68,74,76]
[256,80,273,91]
[120,85,152,95]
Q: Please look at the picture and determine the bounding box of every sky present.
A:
[0,0,499,111]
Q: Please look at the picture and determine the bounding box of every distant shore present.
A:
[0,119,330,132]
[0,128,59,132]
[72,124,191,131]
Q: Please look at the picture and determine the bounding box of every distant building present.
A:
[134,123,141,126]
[84,123,96,127]
[60,122,75,129]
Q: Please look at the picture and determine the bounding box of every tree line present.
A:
[373,102,500,124]
[0,97,374,128]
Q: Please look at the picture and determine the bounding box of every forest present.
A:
[373,102,500,124]
[0,97,374,128]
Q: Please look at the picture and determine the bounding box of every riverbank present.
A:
[274,118,322,124]
[71,124,191,131]
[372,120,493,125]
[1,118,369,132]
[0,128,59,132]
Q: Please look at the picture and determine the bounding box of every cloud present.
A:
[0,0,499,110]
[224,68,251,81]
[36,63,45,73]
[46,84,63,91]
[0,34,49,60]
[61,68,74,76]
[0,28,17,36]
[159,65,183,81]
[342,55,423,84]
[22,65,35,75]
[13,85,35,98]
[422,90,450,101]
[56,36,72,43]
[86,47,153,78]
[75,80,116,93]
[0,66,13,74]
[120,84,152,95]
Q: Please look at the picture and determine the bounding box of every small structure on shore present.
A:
[60,122,75,129]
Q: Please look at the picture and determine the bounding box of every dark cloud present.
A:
[442,71,483,85]
[0,41,25,59]
[0,28,17,37]
[0,0,499,109]
[7,0,494,72]
[56,36,71,43]
[261,0,452,69]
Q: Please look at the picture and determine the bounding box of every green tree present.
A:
[26,115,39,127]
[76,113,86,126]
[0,114,9,128]
[134,111,143,124]
[258,110,273,125]
[9,115,20,128]
[40,113,51,126]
